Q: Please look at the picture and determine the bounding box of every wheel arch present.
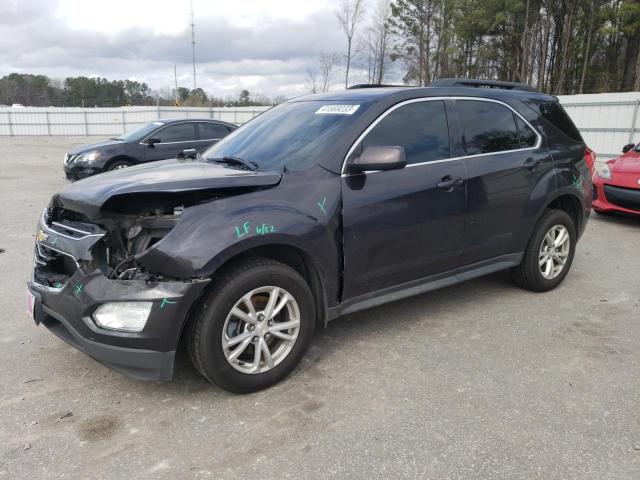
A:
[105,155,138,170]
[542,191,585,235]
[217,243,329,327]
[176,242,330,353]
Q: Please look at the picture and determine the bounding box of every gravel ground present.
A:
[0,136,639,479]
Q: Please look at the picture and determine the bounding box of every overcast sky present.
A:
[0,0,381,99]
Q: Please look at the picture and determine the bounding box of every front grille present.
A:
[33,210,105,289]
[48,219,103,239]
[33,243,78,289]
[603,184,640,211]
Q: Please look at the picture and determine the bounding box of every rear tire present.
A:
[511,209,576,292]
[187,258,315,393]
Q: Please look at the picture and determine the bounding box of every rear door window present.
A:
[361,100,450,165]
[198,122,230,140]
[456,100,521,155]
[516,117,538,148]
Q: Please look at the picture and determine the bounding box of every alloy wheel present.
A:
[221,286,300,374]
[538,224,570,279]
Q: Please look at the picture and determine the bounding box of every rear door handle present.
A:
[437,175,464,191]
[524,157,542,170]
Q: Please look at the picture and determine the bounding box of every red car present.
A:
[592,142,640,216]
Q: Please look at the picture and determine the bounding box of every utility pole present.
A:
[191,0,196,90]
[174,65,179,106]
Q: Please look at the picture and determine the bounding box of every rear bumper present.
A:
[592,178,640,215]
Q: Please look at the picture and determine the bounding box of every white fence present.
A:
[558,92,640,160]
[0,106,271,137]
[1,93,639,160]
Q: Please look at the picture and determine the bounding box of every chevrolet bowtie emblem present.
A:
[36,229,48,243]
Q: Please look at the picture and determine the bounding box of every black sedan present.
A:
[63,119,237,180]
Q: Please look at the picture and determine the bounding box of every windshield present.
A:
[116,121,165,141]
[202,100,371,172]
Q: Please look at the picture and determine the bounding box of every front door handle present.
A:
[524,157,542,170]
[437,175,464,191]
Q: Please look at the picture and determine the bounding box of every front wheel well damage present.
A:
[177,245,329,353]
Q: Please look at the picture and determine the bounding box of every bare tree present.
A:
[306,68,318,94]
[370,0,392,84]
[319,52,340,92]
[335,0,365,88]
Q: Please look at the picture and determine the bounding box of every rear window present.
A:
[526,99,583,142]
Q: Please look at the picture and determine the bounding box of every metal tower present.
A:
[190,0,196,90]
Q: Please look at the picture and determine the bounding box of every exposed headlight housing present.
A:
[93,302,152,332]
[73,150,101,164]
[595,163,612,180]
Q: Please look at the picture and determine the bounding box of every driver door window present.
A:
[155,123,197,143]
[360,100,451,164]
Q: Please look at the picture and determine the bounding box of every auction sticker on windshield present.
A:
[315,105,360,115]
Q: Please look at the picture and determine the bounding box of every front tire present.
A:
[187,258,316,393]
[108,159,133,171]
[511,209,576,292]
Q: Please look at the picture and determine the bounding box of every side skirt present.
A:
[327,253,523,320]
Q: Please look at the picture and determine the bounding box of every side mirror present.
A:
[347,146,407,173]
[145,137,161,147]
[178,148,198,159]
[622,143,636,153]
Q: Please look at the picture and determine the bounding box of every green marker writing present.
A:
[160,298,177,309]
[235,221,251,238]
[317,197,327,215]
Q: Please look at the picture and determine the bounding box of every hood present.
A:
[68,139,128,155]
[610,149,640,173]
[52,159,282,219]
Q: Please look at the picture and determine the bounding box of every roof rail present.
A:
[347,84,415,89]
[430,78,539,93]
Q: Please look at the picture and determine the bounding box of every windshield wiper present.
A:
[210,155,258,171]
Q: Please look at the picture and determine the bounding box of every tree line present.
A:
[334,0,640,94]
[0,73,284,108]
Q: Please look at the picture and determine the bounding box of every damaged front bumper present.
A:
[28,210,210,381]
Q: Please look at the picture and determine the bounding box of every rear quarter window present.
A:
[525,99,583,143]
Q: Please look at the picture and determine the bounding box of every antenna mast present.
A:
[190,0,196,90]
[174,64,179,106]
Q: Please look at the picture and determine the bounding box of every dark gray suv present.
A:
[30,79,592,393]
[63,119,237,180]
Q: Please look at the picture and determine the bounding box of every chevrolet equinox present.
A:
[28,79,593,393]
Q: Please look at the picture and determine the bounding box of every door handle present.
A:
[524,157,542,170]
[437,175,464,191]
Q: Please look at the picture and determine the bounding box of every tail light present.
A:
[584,147,596,177]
